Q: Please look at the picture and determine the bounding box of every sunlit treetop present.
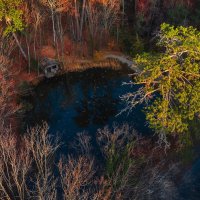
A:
[0,0,24,35]
[124,23,200,139]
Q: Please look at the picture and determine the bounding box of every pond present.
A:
[23,68,151,149]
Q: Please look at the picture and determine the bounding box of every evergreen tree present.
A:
[0,0,24,35]
[126,23,200,137]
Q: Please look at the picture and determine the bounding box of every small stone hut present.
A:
[40,58,61,78]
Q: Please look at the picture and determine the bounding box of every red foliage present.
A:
[136,0,151,14]
[136,0,194,14]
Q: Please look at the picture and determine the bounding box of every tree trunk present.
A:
[25,34,31,73]
[12,33,27,60]
[51,8,56,46]
[79,0,86,41]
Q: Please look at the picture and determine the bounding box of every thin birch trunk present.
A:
[51,8,56,46]
[74,0,80,41]
[79,0,86,41]
[25,34,31,74]
[12,33,27,60]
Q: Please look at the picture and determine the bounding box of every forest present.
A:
[1,0,200,199]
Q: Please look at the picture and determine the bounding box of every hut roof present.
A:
[40,58,59,70]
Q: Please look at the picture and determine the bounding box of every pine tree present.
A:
[126,23,200,136]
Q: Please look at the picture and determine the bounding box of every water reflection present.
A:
[74,75,118,127]
[23,68,151,142]
[74,96,118,127]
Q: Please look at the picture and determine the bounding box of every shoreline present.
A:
[27,53,138,86]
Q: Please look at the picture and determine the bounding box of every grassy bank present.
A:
[23,51,135,86]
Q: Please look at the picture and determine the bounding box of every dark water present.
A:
[23,68,200,200]
[23,68,151,151]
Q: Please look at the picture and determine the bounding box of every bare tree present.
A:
[25,122,60,199]
[0,122,59,200]
[101,0,121,33]
[85,0,103,55]
[0,127,32,200]
[0,46,20,132]
[58,156,94,200]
